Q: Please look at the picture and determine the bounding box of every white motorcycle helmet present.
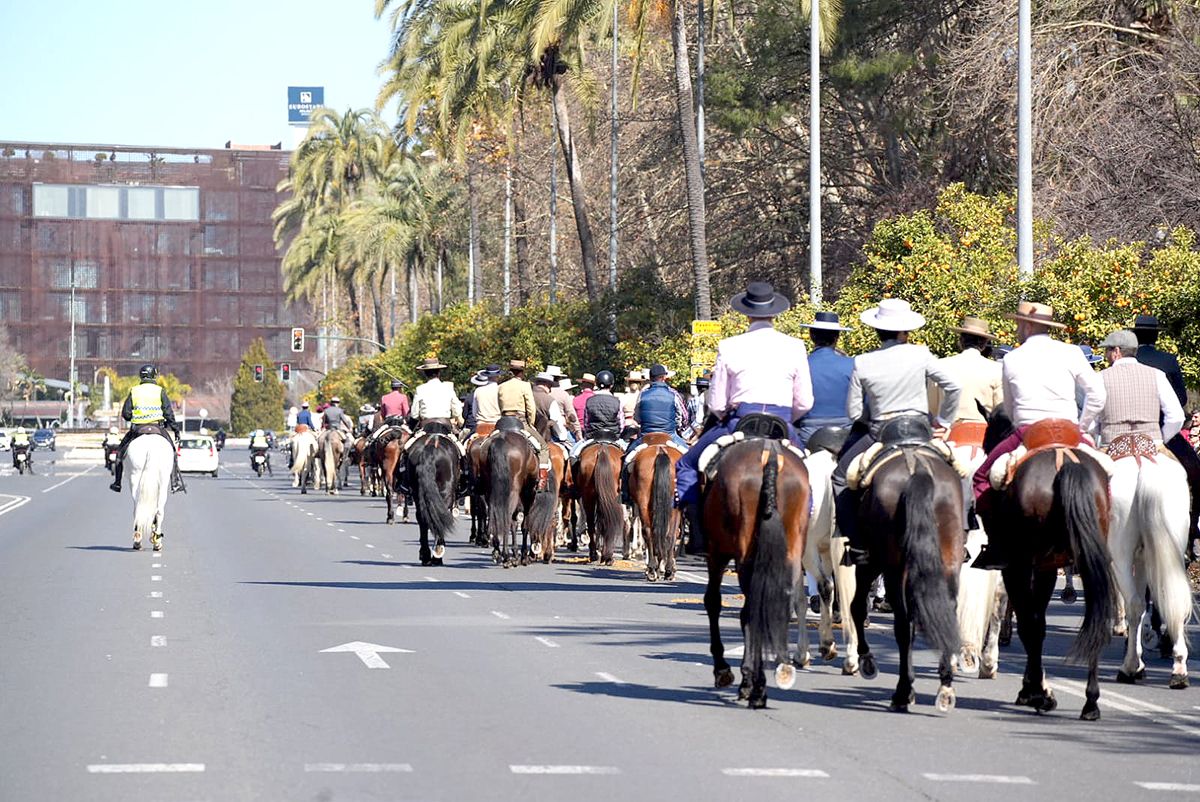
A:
[109,426,118,434]
[16,427,25,434]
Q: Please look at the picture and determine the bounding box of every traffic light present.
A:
[253,364,264,382]
[280,363,291,382]
[291,327,305,352]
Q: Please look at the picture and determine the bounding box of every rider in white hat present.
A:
[834,298,961,565]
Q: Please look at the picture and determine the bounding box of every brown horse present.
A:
[702,439,811,708]
[627,434,683,581]
[372,427,411,525]
[465,422,496,547]
[848,447,965,713]
[982,413,1115,720]
[482,430,540,566]
[350,435,380,496]
[574,441,625,565]
[523,442,568,562]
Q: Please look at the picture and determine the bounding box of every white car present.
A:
[0,430,9,452]
[177,435,219,476]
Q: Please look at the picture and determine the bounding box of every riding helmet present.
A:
[139,364,158,381]
[596,370,615,389]
[391,379,402,389]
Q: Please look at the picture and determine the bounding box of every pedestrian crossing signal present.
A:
[281,363,291,382]
[254,364,264,382]
[291,327,305,352]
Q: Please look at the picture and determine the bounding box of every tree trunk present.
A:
[372,278,386,348]
[408,256,419,324]
[551,80,600,302]
[671,0,712,320]
[467,154,483,305]
[503,161,513,315]
[511,116,531,304]
[346,280,364,349]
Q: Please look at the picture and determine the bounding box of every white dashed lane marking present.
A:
[723,768,830,778]
[511,765,620,775]
[304,763,413,773]
[491,611,510,620]
[151,575,162,582]
[454,591,471,599]
[534,636,559,648]
[150,611,164,619]
[148,674,168,688]
[151,636,166,647]
[1137,783,1200,793]
[87,764,204,774]
[923,774,1034,785]
[595,672,624,684]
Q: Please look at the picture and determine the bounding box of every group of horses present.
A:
[260,406,1194,719]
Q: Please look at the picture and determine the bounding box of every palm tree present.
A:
[803,0,843,306]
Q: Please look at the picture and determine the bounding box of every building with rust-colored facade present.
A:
[0,142,308,388]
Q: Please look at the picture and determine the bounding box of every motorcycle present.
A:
[105,446,120,474]
[251,449,269,477]
[13,447,30,475]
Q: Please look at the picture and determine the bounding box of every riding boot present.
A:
[110,462,123,493]
[619,463,631,505]
[835,487,870,567]
[970,489,1008,570]
[682,503,705,556]
[170,456,187,494]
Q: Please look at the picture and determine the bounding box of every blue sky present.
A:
[0,0,398,150]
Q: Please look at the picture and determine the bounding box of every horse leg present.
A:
[979,575,1006,679]
[885,571,916,712]
[793,571,812,669]
[1008,566,1059,713]
[706,557,734,688]
[818,573,837,662]
[1114,552,1146,684]
[586,502,598,563]
[850,564,878,680]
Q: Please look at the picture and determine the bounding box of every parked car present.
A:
[177,435,219,477]
[31,428,56,451]
[0,430,9,452]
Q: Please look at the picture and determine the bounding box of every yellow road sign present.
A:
[691,320,722,336]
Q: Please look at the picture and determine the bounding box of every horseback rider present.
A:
[570,370,626,461]
[472,364,502,433]
[970,301,1106,569]
[620,364,689,502]
[296,401,314,429]
[547,365,582,442]
[409,357,464,432]
[619,370,646,439]
[1095,329,1183,446]
[497,360,550,469]
[573,372,596,425]
[10,426,32,470]
[462,371,488,435]
[930,316,1003,427]
[367,380,410,443]
[674,281,814,555]
[681,372,711,440]
[357,404,376,436]
[109,364,186,494]
[795,311,855,447]
[833,298,961,566]
[533,371,572,443]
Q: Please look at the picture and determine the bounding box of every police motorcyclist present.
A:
[249,428,272,474]
[102,426,121,469]
[109,364,186,494]
[10,426,32,471]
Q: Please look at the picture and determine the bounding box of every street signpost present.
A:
[690,319,721,380]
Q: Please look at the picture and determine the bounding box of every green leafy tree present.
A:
[230,339,286,435]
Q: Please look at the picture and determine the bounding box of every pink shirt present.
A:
[573,388,594,424]
[707,321,814,421]
[379,390,410,418]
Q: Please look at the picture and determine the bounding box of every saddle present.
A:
[405,429,468,458]
[1106,432,1173,467]
[947,421,987,449]
[697,416,806,484]
[496,415,523,432]
[735,413,790,441]
[805,426,848,456]
[846,415,965,491]
[623,432,687,466]
[988,419,1114,490]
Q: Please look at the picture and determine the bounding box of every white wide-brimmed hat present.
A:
[859,299,926,331]
[557,377,577,391]
[545,364,568,379]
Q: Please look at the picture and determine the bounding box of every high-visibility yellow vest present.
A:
[130,383,165,425]
[251,433,269,448]
[11,432,29,446]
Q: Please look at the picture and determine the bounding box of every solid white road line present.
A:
[722,768,830,778]
[1136,782,1200,792]
[923,774,1034,784]
[454,591,471,599]
[1049,676,1200,738]
[595,672,624,684]
[382,553,393,559]
[534,636,559,648]
[150,611,164,619]
[338,528,346,533]
[511,765,620,775]
[151,636,166,647]
[304,763,413,773]
[491,611,511,620]
[41,466,95,493]
[87,764,204,773]
[0,494,31,517]
[148,674,168,688]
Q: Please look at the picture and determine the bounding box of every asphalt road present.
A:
[2,448,1200,801]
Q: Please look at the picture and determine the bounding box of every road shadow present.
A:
[551,680,737,708]
[243,579,687,595]
[340,560,405,567]
[66,545,135,553]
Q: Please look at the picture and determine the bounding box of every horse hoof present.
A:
[1079,704,1100,721]
[531,542,542,557]
[1170,673,1189,690]
[889,691,915,713]
[1037,691,1058,713]
[663,570,675,582]
[978,665,997,680]
[132,541,142,551]
[433,544,445,559]
[809,595,821,614]
[1116,668,1145,684]
[1112,623,1128,637]
[737,682,751,701]
[842,661,858,676]
[152,541,162,552]
[860,655,878,680]
[715,668,735,688]
[1061,586,1077,604]
[936,686,956,713]
[775,662,796,689]
[821,644,838,662]
[747,693,768,710]
[645,569,658,582]
[794,653,812,670]
[961,649,978,672]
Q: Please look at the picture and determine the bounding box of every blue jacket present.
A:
[805,346,854,421]
[635,382,679,434]
[297,409,314,427]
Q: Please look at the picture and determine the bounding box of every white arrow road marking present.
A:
[320,641,413,669]
[0,494,31,517]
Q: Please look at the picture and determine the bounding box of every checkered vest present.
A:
[1099,362,1161,442]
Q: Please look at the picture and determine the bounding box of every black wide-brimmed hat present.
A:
[730,281,791,318]
[1132,314,1162,331]
[798,311,851,332]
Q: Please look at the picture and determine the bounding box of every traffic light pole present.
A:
[296,334,409,390]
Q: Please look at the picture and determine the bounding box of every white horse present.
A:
[1108,444,1194,689]
[290,429,319,493]
[795,448,841,669]
[127,435,174,551]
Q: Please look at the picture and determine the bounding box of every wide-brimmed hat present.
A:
[730,281,791,317]
[580,372,597,385]
[330,396,341,403]
[1131,314,1162,331]
[301,401,310,408]
[1098,329,1138,351]
[470,371,490,386]
[485,363,502,376]
[533,371,556,384]
[649,364,674,380]
[557,377,577,391]
[545,364,568,379]
[950,316,998,340]
[859,298,926,331]
[798,311,851,332]
[1006,301,1066,329]
[417,357,447,371]
[627,369,646,385]
[1078,344,1103,365]
[509,359,526,371]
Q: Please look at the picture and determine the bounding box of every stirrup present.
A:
[109,481,122,493]
[970,546,1007,571]
[840,546,870,567]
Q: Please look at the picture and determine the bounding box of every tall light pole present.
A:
[67,263,77,428]
[808,0,823,307]
[609,0,619,292]
[1017,0,1033,278]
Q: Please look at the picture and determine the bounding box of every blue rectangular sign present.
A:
[287,86,325,124]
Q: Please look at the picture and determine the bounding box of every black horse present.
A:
[404,423,462,566]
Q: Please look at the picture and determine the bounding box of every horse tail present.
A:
[414,439,456,541]
[745,447,792,664]
[594,446,623,547]
[486,436,513,544]
[1057,459,1115,664]
[1132,459,1195,643]
[650,449,675,564]
[526,467,559,546]
[901,464,961,660]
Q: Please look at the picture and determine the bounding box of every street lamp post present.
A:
[1017,0,1033,279]
[67,265,78,428]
